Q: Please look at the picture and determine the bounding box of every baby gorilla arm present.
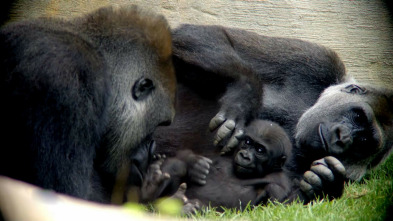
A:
[140,150,212,203]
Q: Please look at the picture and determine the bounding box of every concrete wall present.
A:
[11,0,393,88]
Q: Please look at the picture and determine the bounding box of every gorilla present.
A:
[153,24,393,204]
[141,120,293,210]
[0,5,176,203]
[233,120,291,181]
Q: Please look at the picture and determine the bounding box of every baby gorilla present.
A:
[234,120,291,179]
[140,120,293,211]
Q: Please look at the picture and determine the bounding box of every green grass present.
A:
[183,155,393,221]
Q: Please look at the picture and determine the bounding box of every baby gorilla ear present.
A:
[132,78,155,100]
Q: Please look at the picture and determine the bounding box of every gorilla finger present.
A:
[182,203,198,216]
[152,168,163,176]
[324,156,346,177]
[310,164,334,183]
[311,158,328,167]
[220,145,232,155]
[202,156,213,165]
[213,120,236,146]
[303,171,322,188]
[152,172,170,184]
[299,179,315,198]
[164,172,170,178]
[148,163,161,173]
[153,154,161,160]
[173,183,188,203]
[196,158,212,171]
[209,112,226,131]
[223,129,244,152]
[191,178,207,185]
[189,170,208,180]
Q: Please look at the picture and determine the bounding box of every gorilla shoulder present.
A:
[0,5,175,202]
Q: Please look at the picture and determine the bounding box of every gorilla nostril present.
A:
[158,120,172,126]
[332,124,353,147]
[240,151,251,160]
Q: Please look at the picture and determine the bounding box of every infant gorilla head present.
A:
[296,82,393,181]
[233,120,292,178]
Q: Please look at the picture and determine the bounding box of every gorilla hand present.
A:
[209,111,245,155]
[300,156,346,201]
[209,73,262,154]
[176,150,212,185]
[140,158,170,203]
[188,156,212,185]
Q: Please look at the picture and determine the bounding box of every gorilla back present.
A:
[0,5,176,202]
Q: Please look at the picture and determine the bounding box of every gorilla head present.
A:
[81,6,177,173]
[234,120,292,178]
[0,5,176,201]
[295,80,393,181]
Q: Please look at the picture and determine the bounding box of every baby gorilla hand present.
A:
[188,156,213,185]
[300,156,346,201]
[139,157,170,203]
[176,150,212,185]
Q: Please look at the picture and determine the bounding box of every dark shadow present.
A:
[0,0,15,26]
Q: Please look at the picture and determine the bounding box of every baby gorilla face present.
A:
[234,136,269,177]
[233,120,292,178]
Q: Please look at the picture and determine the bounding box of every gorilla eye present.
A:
[360,137,368,142]
[255,145,266,154]
[245,137,252,145]
[341,84,367,95]
[351,108,369,126]
[132,78,155,101]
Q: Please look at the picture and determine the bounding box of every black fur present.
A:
[0,5,176,203]
[142,120,293,210]
[154,24,393,205]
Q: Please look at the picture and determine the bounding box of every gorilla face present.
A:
[82,6,177,174]
[234,120,291,178]
[296,82,393,181]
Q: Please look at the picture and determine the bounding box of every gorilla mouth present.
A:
[234,164,254,173]
[130,139,156,186]
[318,124,329,152]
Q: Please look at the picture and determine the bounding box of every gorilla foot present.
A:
[170,183,202,216]
[140,158,170,203]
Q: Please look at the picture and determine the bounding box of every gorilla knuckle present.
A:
[310,164,334,182]
[304,171,322,187]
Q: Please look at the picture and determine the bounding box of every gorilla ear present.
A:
[132,78,155,101]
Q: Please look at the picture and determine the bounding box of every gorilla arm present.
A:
[172,24,346,155]
[140,150,212,203]
[172,25,263,153]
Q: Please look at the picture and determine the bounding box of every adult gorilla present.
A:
[153,24,393,203]
[0,5,176,203]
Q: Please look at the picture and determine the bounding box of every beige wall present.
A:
[11,0,393,88]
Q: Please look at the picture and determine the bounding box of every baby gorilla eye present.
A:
[245,137,251,145]
[255,145,266,154]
